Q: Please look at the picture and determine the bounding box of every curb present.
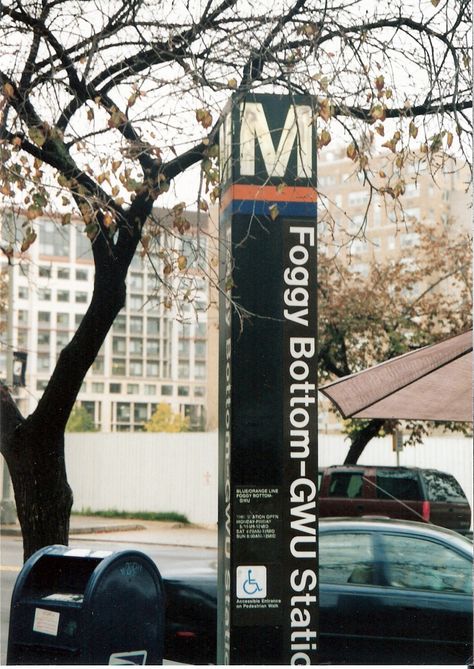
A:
[1,524,145,537]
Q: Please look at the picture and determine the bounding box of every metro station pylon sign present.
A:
[217,94,318,665]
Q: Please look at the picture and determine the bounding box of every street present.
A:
[1,535,217,664]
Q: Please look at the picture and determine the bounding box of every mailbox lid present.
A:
[82,550,165,665]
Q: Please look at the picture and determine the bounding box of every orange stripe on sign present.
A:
[221,184,317,211]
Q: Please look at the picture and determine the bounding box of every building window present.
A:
[110,383,122,393]
[18,310,28,325]
[195,322,206,338]
[113,315,126,333]
[57,290,70,302]
[75,228,93,260]
[39,288,51,301]
[146,362,159,377]
[92,382,104,393]
[117,403,130,421]
[178,339,190,355]
[112,358,126,375]
[162,385,173,396]
[144,384,156,395]
[404,208,420,222]
[146,340,160,356]
[75,292,88,303]
[92,357,104,374]
[37,354,50,371]
[195,341,206,359]
[38,311,50,324]
[17,329,28,348]
[373,207,382,227]
[36,379,48,391]
[56,332,69,350]
[57,313,69,328]
[129,360,143,376]
[37,332,50,347]
[130,273,144,291]
[400,232,420,248]
[147,318,160,336]
[18,286,28,299]
[130,338,143,355]
[130,254,143,270]
[39,220,69,256]
[350,263,369,277]
[404,183,418,197]
[75,314,84,326]
[195,361,206,379]
[348,191,369,207]
[178,386,190,396]
[195,386,205,397]
[178,361,190,379]
[180,324,192,338]
[130,316,143,334]
[134,403,148,423]
[351,239,368,256]
[127,384,139,394]
[76,269,88,281]
[39,266,52,278]
[112,337,126,355]
[57,267,70,279]
[129,295,143,311]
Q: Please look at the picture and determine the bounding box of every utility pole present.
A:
[1,235,17,524]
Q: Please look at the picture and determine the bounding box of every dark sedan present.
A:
[163,518,473,665]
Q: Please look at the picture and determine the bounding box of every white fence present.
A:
[66,433,219,525]
[65,432,473,527]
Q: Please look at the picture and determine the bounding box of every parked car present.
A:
[318,465,471,534]
[162,518,473,665]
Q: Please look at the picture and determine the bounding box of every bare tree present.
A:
[0,0,471,559]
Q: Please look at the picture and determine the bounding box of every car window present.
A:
[328,472,364,498]
[318,470,324,490]
[320,533,375,585]
[375,470,421,501]
[381,534,472,595]
[422,470,467,503]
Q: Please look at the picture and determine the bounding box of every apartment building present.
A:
[317,145,471,267]
[1,148,470,435]
[1,207,213,432]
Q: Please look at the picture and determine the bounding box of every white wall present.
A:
[66,432,219,525]
[65,432,473,526]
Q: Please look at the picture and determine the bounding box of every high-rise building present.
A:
[317,146,471,266]
[1,207,214,432]
[2,150,470,435]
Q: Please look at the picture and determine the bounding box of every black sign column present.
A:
[217,94,318,665]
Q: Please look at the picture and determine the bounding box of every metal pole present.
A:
[1,234,17,524]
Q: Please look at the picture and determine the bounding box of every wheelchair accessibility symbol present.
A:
[236,565,267,599]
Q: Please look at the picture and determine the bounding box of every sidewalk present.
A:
[1,514,218,550]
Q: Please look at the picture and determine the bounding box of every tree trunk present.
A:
[344,419,386,464]
[9,427,73,562]
[1,218,139,560]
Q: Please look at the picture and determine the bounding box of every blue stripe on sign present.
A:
[222,200,317,219]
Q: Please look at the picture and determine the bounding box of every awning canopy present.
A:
[319,330,473,423]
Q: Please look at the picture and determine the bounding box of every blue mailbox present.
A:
[7,545,164,665]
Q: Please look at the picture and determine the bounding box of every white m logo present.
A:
[240,102,313,178]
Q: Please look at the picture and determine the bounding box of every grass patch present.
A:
[74,508,190,524]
